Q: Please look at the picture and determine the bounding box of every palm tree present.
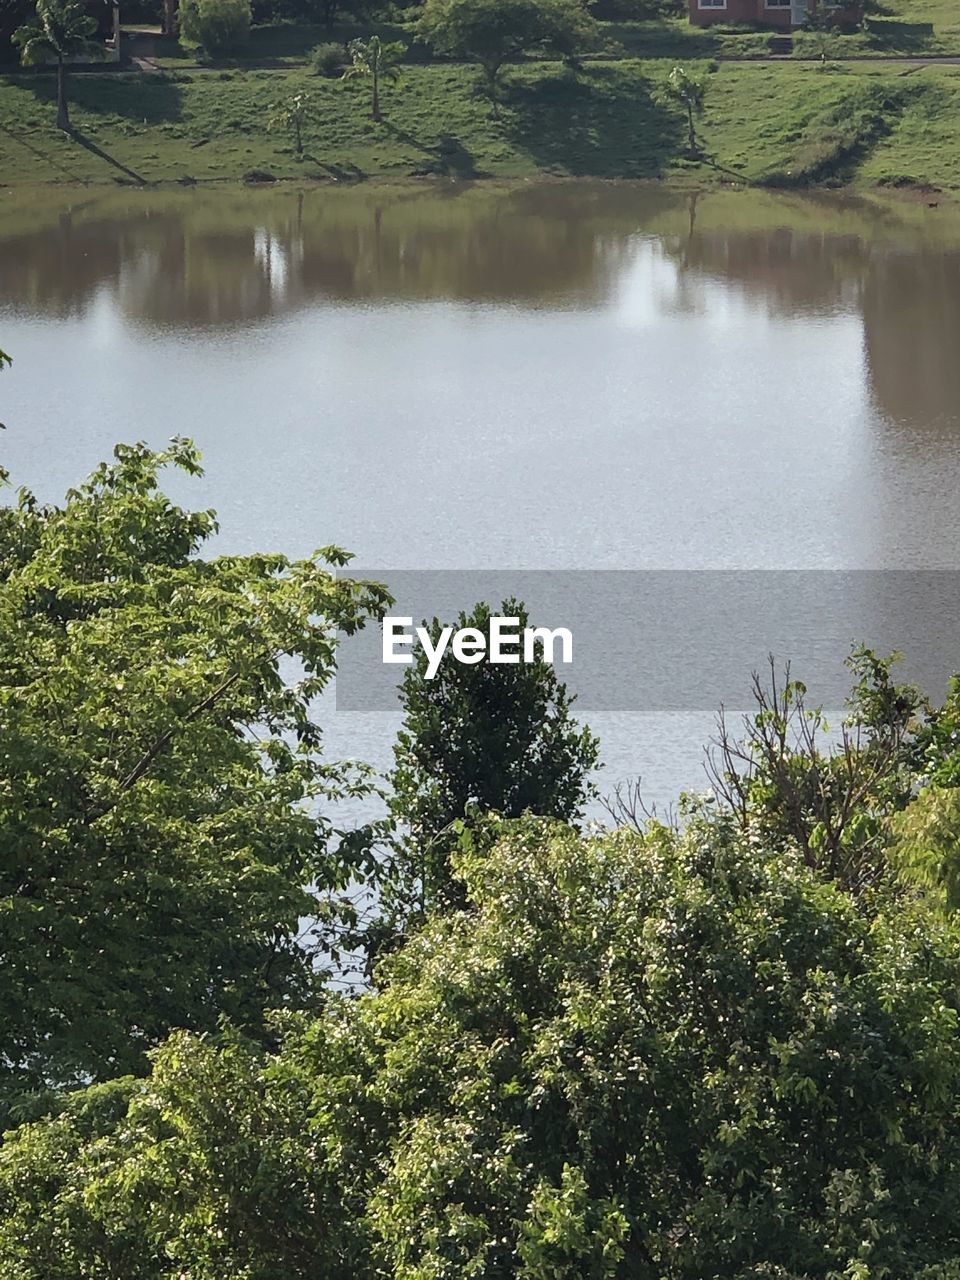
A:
[14,0,99,133]
[341,35,403,123]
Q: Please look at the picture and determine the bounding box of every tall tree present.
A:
[418,0,597,93]
[341,35,403,122]
[386,599,599,915]
[0,439,389,1123]
[14,0,99,133]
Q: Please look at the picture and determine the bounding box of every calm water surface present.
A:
[2,181,959,807]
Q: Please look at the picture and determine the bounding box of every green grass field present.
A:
[2,59,960,190]
[5,0,960,193]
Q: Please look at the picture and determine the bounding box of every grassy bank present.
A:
[2,59,960,189]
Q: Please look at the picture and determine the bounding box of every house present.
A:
[688,0,863,29]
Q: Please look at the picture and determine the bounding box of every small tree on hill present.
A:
[269,90,312,157]
[419,0,598,94]
[803,8,836,66]
[14,0,99,133]
[661,63,707,156]
[341,35,403,122]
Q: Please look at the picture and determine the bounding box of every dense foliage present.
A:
[5,441,960,1275]
[5,819,960,1277]
[386,598,599,913]
[311,38,347,74]
[179,0,251,53]
[418,0,599,88]
[0,441,387,1122]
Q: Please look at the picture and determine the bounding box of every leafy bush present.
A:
[363,819,960,1278]
[310,39,346,74]
[179,0,251,53]
[6,819,960,1277]
[418,0,599,90]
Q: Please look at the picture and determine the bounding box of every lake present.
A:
[2,180,960,812]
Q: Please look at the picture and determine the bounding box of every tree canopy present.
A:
[5,818,960,1277]
[386,598,599,915]
[0,439,388,1122]
[7,439,960,1276]
[418,0,599,89]
[13,0,99,131]
[178,0,251,54]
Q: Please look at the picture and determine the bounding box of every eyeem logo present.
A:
[382,616,573,680]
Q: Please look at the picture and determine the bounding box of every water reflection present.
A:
[3,181,960,804]
[3,183,960,434]
[0,184,680,324]
[862,252,960,431]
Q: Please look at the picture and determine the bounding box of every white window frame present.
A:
[764,0,792,8]
[698,0,727,9]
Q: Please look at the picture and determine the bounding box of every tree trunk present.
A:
[485,61,501,115]
[56,58,70,133]
[372,70,380,122]
[686,104,696,154]
[163,0,177,36]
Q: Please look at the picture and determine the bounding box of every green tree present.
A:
[418,0,597,93]
[386,599,599,916]
[660,63,707,155]
[178,0,251,54]
[7,820,960,1278]
[0,1026,371,1280]
[341,35,403,122]
[0,439,389,1123]
[269,89,312,157]
[362,820,960,1278]
[705,648,924,892]
[13,0,99,133]
[310,39,347,76]
[802,8,837,66]
[885,670,960,912]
